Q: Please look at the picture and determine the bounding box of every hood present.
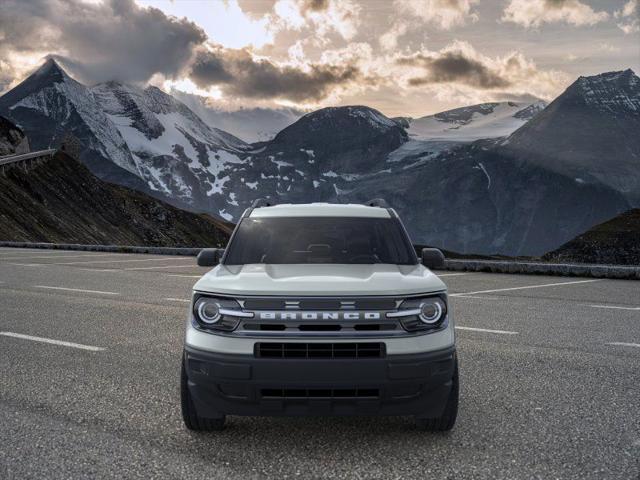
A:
[193,263,446,297]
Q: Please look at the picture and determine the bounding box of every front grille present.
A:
[242,298,398,310]
[255,342,385,359]
[261,388,379,398]
[242,323,398,333]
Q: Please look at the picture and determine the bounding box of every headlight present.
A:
[195,298,221,324]
[389,295,447,332]
[192,294,250,331]
[419,298,444,324]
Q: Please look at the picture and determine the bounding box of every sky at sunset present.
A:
[1,0,638,117]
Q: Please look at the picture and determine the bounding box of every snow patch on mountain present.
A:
[406,101,546,142]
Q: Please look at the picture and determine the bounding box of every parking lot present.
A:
[0,246,638,479]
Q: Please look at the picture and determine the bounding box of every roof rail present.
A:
[364,198,390,208]
[251,198,274,208]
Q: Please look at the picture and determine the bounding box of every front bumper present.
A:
[184,345,456,417]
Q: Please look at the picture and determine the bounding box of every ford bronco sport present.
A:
[181,200,458,431]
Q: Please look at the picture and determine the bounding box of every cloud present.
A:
[395,0,479,30]
[0,0,205,85]
[272,0,361,40]
[614,0,639,34]
[501,0,609,28]
[379,22,409,51]
[395,41,568,102]
[189,46,362,102]
[396,42,511,89]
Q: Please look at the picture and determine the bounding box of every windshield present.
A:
[223,216,417,265]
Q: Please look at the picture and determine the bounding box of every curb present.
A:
[1,242,638,279]
[0,241,202,256]
[445,259,640,280]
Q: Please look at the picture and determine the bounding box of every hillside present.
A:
[543,209,640,265]
[0,150,232,246]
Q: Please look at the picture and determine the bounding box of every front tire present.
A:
[181,356,226,431]
[415,358,459,432]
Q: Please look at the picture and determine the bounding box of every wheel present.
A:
[181,356,226,431]
[415,358,459,432]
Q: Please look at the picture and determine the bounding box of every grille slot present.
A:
[298,324,341,331]
[261,388,379,398]
[256,342,385,359]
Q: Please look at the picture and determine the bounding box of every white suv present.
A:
[181,200,458,431]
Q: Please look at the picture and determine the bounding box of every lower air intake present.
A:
[261,388,380,398]
[255,342,385,359]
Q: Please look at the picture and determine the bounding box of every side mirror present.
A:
[421,248,445,269]
[197,248,224,267]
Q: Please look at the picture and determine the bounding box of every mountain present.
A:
[0,148,231,246]
[543,209,640,265]
[405,101,546,142]
[0,59,252,218]
[338,71,638,255]
[1,61,637,257]
[502,69,640,203]
[171,90,302,143]
[341,139,630,256]
[0,59,139,179]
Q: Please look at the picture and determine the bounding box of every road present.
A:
[0,247,638,479]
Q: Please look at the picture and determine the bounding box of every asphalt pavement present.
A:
[0,247,638,479]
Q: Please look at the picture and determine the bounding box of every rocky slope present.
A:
[0,150,231,246]
[0,116,29,156]
[543,209,640,265]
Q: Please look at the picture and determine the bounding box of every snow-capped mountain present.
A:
[0,59,137,176]
[405,101,546,142]
[0,59,253,215]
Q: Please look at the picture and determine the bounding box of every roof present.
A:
[249,203,391,218]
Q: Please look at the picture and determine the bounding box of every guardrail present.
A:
[0,149,57,170]
[445,259,640,280]
[0,241,201,256]
[0,241,638,279]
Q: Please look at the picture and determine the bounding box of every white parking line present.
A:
[165,298,191,303]
[34,285,120,295]
[606,342,640,348]
[0,332,105,351]
[453,295,500,300]
[450,279,600,297]
[455,326,518,335]
[589,305,640,311]
[0,253,121,261]
[20,257,187,266]
[435,273,470,277]
[0,249,73,255]
[78,268,119,272]
[124,264,197,271]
